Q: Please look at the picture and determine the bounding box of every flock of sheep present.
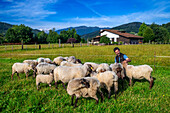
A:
[11,56,154,107]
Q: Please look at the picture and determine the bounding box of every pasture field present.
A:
[0,44,169,112]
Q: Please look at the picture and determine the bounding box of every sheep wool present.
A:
[67,77,104,107]
[91,71,118,99]
[96,63,111,73]
[54,64,93,89]
[123,62,154,89]
[36,73,54,90]
[11,63,33,80]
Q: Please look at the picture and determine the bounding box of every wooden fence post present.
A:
[154,51,156,72]
[48,43,50,48]
[59,39,61,48]
[39,45,41,49]
[35,43,37,49]
[5,45,6,51]
[87,39,89,46]
[21,40,23,50]
[12,45,13,51]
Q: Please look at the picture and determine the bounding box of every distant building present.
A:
[92,29,144,44]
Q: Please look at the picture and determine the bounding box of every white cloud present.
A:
[1,0,58,19]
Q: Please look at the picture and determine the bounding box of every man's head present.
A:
[114,47,120,55]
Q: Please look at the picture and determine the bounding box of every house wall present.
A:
[100,31,119,43]
[117,36,130,44]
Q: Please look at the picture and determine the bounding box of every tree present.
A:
[37,31,47,43]
[5,28,17,43]
[5,24,33,43]
[100,35,111,44]
[143,27,154,42]
[0,33,5,44]
[81,38,86,43]
[46,29,59,43]
[153,27,170,43]
[12,24,33,43]
[138,22,147,36]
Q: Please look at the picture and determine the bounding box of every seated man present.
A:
[114,47,131,64]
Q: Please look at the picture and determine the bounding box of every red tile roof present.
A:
[100,29,144,39]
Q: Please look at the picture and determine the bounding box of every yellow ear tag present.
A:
[91,67,93,69]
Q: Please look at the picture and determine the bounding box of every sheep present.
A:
[63,57,69,61]
[67,77,104,107]
[34,62,57,77]
[96,63,111,73]
[36,71,54,90]
[110,63,125,89]
[54,64,93,89]
[75,59,82,64]
[60,61,83,66]
[37,57,45,64]
[110,63,125,79]
[84,62,99,72]
[11,63,34,80]
[91,71,118,99]
[67,56,76,63]
[53,56,66,65]
[23,60,38,67]
[122,62,154,89]
[44,58,52,64]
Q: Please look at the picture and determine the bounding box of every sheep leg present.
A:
[71,95,75,106]
[98,89,104,102]
[122,78,124,90]
[114,91,117,99]
[114,82,118,99]
[26,72,29,79]
[55,82,58,89]
[33,70,36,78]
[129,79,132,86]
[49,84,51,89]
[107,87,111,99]
[74,97,78,108]
[11,72,15,80]
[149,77,154,89]
[37,83,40,90]
[62,82,66,89]
[17,73,20,79]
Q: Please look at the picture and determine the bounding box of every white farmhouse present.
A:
[92,29,144,44]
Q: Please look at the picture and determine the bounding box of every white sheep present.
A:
[110,63,125,90]
[67,56,76,63]
[44,58,52,64]
[63,57,69,61]
[96,63,111,73]
[37,57,45,64]
[34,62,57,76]
[53,64,93,89]
[53,56,66,65]
[84,62,99,72]
[36,71,54,90]
[67,77,104,107]
[122,62,154,89]
[110,63,125,79]
[60,61,83,66]
[11,63,34,80]
[91,71,118,99]
[23,60,38,66]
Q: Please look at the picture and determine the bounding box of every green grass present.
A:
[0,44,170,112]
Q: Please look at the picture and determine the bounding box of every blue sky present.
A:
[0,0,170,31]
